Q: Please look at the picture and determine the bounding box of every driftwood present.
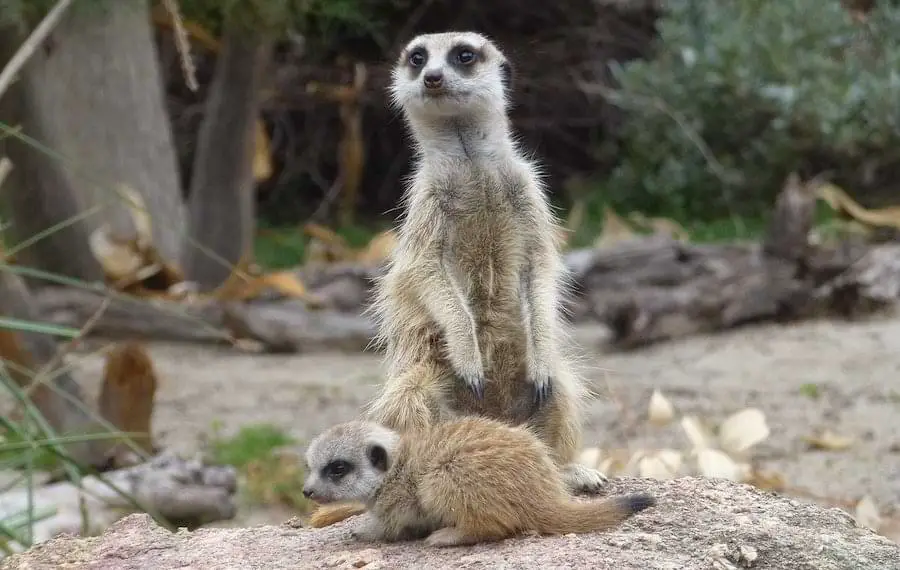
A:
[32,286,376,354]
[0,452,237,554]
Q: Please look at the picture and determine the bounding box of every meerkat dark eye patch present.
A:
[367,444,389,472]
[406,47,428,69]
[322,459,353,481]
[448,44,481,75]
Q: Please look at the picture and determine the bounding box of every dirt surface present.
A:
[66,315,900,529]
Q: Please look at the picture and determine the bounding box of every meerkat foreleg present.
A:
[417,255,486,399]
[348,512,387,542]
[520,248,562,406]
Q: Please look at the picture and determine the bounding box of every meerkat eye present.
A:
[408,49,427,68]
[323,460,353,480]
[456,49,476,65]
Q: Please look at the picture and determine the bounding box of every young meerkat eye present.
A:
[408,49,427,68]
[323,459,353,480]
[456,48,476,65]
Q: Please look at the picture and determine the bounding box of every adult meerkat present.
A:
[303,417,655,547]
[363,31,606,496]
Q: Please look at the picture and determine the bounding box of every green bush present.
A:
[602,0,900,221]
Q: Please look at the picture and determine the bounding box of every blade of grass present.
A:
[0,317,79,338]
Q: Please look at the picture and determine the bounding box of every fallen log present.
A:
[569,174,900,348]
[25,177,900,352]
[0,451,238,554]
[32,286,376,354]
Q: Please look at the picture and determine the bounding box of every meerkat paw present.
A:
[563,463,609,495]
[348,514,385,543]
[526,363,554,407]
[425,527,479,547]
[459,371,486,400]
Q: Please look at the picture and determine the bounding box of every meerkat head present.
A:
[389,31,513,120]
[302,421,400,504]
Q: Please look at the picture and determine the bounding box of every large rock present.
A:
[2,477,897,570]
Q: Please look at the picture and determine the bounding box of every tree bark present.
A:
[183,19,273,290]
[0,1,185,281]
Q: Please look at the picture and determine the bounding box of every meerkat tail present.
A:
[308,502,367,528]
[364,360,448,433]
[538,493,656,535]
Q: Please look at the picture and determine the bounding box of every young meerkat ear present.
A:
[367,444,390,472]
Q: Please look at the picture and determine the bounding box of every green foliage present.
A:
[179,0,387,42]
[208,423,295,468]
[603,0,900,221]
[253,222,382,270]
[799,383,822,399]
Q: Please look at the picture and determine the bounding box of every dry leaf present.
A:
[854,495,882,531]
[115,184,153,250]
[746,468,786,492]
[681,416,714,450]
[803,430,855,451]
[357,229,398,265]
[817,183,900,230]
[88,226,143,281]
[638,449,683,480]
[253,119,273,182]
[718,408,770,455]
[621,449,649,477]
[648,389,676,426]
[593,206,635,248]
[696,448,748,481]
[628,212,690,241]
[577,447,602,469]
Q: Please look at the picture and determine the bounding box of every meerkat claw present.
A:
[531,375,553,406]
[461,373,486,400]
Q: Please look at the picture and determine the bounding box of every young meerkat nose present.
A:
[423,70,444,89]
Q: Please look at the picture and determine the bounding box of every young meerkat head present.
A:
[302,421,400,504]
[389,31,513,119]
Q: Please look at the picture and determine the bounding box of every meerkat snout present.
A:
[423,70,444,90]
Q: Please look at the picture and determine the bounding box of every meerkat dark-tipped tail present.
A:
[538,492,656,535]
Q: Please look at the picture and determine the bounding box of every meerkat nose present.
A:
[423,71,444,89]
[302,487,314,499]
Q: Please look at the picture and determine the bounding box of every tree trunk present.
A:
[183,20,273,290]
[0,1,185,282]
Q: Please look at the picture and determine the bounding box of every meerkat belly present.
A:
[443,169,533,412]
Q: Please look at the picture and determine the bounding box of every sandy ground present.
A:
[63,315,900,529]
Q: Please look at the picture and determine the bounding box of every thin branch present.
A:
[0,156,13,188]
[0,0,76,100]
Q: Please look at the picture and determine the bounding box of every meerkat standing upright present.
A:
[303,417,655,546]
[362,31,605,494]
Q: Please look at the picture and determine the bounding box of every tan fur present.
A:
[362,31,604,495]
[303,417,654,547]
[97,342,158,462]
[308,502,366,528]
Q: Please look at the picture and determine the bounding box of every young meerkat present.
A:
[302,417,655,547]
[363,31,606,495]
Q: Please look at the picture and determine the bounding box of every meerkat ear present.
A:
[499,60,513,93]
[367,444,389,472]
